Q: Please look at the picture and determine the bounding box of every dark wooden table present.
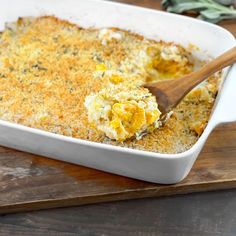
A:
[0,189,236,236]
[1,1,236,235]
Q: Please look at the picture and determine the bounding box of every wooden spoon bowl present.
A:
[145,46,236,115]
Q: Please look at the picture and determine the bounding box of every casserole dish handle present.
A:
[213,64,236,124]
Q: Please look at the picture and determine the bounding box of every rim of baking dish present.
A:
[0,111,226,160]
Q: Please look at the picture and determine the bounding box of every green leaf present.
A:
[162,0,196,8]
[198,15,219,23]
[161,0,236,23]
[166,2,208,13]
[200,9,221,18]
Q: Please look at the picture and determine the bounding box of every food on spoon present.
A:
[85,85,161,141]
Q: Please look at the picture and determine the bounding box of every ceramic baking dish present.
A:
[0,0,235,184]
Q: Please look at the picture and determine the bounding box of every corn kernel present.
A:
[96,63,107,71]
[109,75,124,84]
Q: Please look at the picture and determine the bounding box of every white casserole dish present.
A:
[0,0,236,184]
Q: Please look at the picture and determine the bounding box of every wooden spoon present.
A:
[145,46,236,116]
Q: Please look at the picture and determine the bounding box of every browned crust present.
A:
[0,16,219,153]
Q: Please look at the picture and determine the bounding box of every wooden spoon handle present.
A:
[181,46,236,93]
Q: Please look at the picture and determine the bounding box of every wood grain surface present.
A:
[0,0,236,215]
[1,189,236,236]
[1,123,236,214]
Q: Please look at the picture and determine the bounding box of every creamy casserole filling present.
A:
[85,85,162,141]
[0,16,220,153]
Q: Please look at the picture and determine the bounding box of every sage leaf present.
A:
[162,0,236,23]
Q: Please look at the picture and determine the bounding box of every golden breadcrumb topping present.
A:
[0,16,220,153]
[85,85,161,141]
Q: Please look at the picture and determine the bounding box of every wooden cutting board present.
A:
[0,122,236,214]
